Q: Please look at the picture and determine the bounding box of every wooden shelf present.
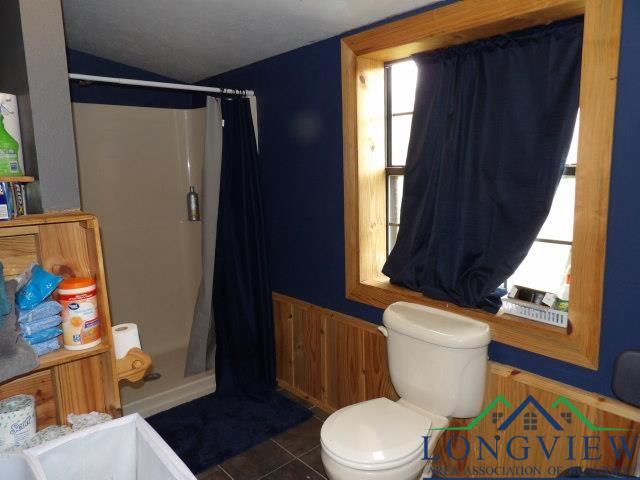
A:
[0,212,94,228]
[0,212,127,422]
[0,176,35,183]
[34,343,111,372]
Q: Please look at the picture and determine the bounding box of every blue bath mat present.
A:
[147,390,313,474]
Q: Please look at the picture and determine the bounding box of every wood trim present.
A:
[345,0,586,61]
[351,279,591,366]
[0,211,93,228]
[341,0,624,369]
[569,0,624,370]
[356,56,387,281]
[273,292,640,477]
[342,41,360,296]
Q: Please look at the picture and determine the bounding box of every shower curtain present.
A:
[213,98,275,395]
[185,97,223,375]
[186,95,274,395]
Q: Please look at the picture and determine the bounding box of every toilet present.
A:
[320,302,491,480]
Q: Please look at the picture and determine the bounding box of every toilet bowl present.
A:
[320,302,490,480]
[320,398,448,480]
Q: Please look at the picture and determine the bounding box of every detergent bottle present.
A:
[0,112,22,176]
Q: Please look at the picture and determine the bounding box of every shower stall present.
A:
[72,102,213,416]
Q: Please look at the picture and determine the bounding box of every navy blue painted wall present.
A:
[67,49,196,108]
[66,2,640,397]
[204,2,640,397]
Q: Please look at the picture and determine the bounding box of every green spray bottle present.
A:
[0,109,23,176]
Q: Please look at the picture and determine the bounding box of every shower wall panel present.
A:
[72,103,206,356]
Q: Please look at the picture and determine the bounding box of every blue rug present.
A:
[147,390,313,474]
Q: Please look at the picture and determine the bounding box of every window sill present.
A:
[347,276,597,369]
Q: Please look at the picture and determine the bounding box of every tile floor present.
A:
[197,390,330,480]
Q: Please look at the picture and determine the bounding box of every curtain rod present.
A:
[68,73,254,97]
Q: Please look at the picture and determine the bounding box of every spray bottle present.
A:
[0,106,22,176]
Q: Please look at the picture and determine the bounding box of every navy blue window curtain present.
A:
[383,19,583,313]
[213,98,276,395]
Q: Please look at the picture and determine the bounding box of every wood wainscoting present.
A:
[273,292,640,477]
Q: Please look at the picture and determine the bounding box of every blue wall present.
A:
[67,2,640,398]
[67,49,196,109]
[203,1,640,397]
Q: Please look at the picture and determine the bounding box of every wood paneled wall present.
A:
[273,292,640,477]
[274,292,397,413]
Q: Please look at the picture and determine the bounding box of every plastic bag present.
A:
[23,425,72,449]
[23,327,62,345]
[13,262,35,291]
[29,337,61,357]
[17,301,63,324]
[16,266,62,310]
[19,315,62,336]
[67,412,112,431]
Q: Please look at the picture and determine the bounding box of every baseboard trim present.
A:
[123,374,216,418]
[277,379,336,415]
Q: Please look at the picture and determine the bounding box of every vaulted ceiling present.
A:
[61,0,442,82]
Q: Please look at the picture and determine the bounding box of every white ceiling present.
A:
[61,0,442,82]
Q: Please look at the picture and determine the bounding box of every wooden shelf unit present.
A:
[0,212,122,429]
[0,176,35,183]
[33,343,111,372]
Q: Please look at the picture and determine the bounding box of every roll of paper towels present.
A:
[0,93,24,174]
[112,323,142,359]
[0,394,36,449]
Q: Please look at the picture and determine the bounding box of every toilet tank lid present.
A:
[383,302,490,348]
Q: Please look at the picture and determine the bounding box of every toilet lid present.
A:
[320,398,431,469]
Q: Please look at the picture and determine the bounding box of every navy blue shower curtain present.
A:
[382,19,583,313]
[213,98,276,395]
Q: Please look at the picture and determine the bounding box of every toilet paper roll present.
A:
[0,93,24,174]
[112,323,142,359]
[0,394,36,450]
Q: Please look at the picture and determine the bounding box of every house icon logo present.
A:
[433,394,629,432]
[424,395,635,476]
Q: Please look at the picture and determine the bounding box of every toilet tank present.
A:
[382,302,490,418]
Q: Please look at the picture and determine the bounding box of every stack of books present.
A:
[0,180,29,220]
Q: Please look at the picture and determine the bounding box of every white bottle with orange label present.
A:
[57,278,102,350]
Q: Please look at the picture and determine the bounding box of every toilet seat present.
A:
[320,398,431,471]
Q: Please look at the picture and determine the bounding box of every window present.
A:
[342,0,623,369]
[507,115,578,295]
[385,60,578,298]
[385,60,417,254]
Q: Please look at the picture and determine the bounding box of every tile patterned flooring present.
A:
[197,391,330,480]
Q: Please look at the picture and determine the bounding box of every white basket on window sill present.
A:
[501,298,569,329]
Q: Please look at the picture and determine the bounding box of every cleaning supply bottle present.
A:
[187,186,200,221]
[0,113,22,176]
[0,94,24,175]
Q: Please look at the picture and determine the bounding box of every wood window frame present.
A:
[342,0,623,369]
